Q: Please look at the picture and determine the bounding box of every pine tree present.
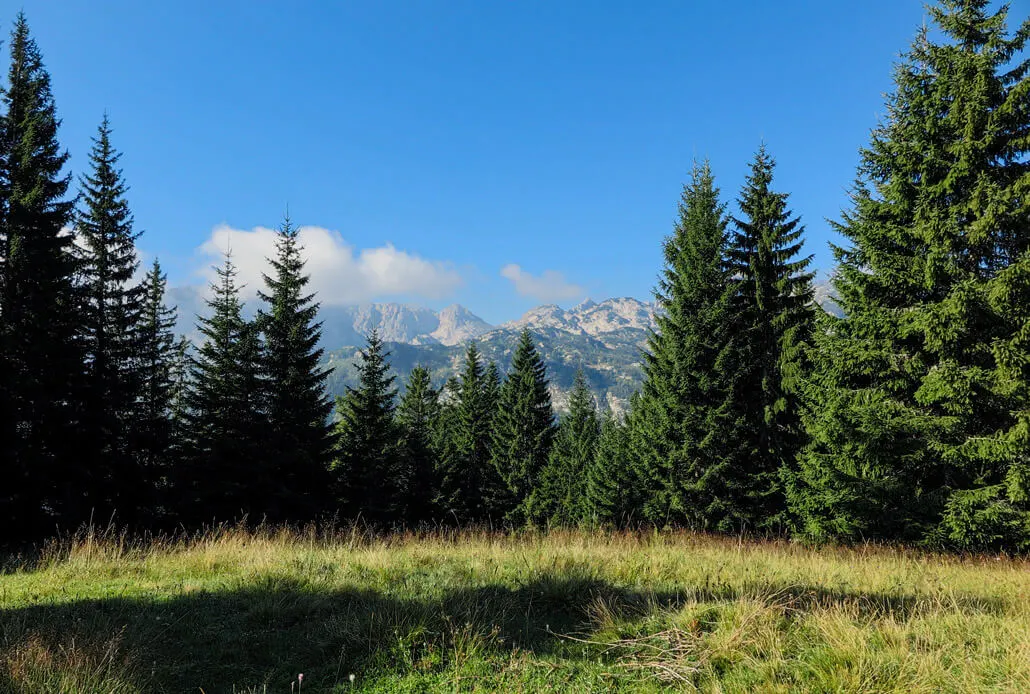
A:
[0,13,81,537]
[182,255,266,524]
[257,217,334,522]
[135,259,179,522]
[76,115,147,523]
[333,329,401,524]
[630,161,730,526]
[490,330,556,521]
[527,369,598,525]
[710,147,814,532]
[437,343,506,523]
[396,366,442,524]
[789,1,1030,549]
[583,410,638,526]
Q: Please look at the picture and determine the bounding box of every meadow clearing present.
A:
[1,526,1029,693]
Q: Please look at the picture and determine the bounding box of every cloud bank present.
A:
[500,263,583,302]
[197,224,463,304]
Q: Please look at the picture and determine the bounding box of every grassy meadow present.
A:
[1,527,1029,693]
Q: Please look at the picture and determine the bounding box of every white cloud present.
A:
[197,224,463,304]
[500,263,583,302]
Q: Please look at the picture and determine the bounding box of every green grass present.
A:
[1,526,1028,692]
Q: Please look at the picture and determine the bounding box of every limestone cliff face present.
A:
[431,305,493,345]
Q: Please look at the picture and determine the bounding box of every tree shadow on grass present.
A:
[0,572,681,692]
[0,571,1009,693]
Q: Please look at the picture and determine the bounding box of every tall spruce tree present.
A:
[0,13,81,537]
[527,369,598,525]
[164,333,192,520]
[431,376,461,515]
[483,360,501,419]
[789,1,1030,549]
[76,115,147,523]
[396,366,442,524]
[710,147,814,532]
[630,161,730,526]
[257,217,333,522]
[490,330,556,521]
[583,410,638,526]
[182,255,266,524]
[437,343,507,523]
[333,329,401,524]
[135,259,179,522]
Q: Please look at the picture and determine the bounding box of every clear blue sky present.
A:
[15,0,931,323]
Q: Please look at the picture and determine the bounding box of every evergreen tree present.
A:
[490,330,556,521]
[135,259,179,522]
[257,217,334,522]
[182,255,266,524]
[76,115,147,523]
[710,147,814,532]
[583,410,638,526]
[0,13,81,537]
[483,360,501,419]
[789,1,1030,549]
[527,369,598,525]
[333,329,401,523]
[396,365,442,524]
[630,162,730,526]
[430,375,462,517]
[164,333,192,520]
[437,343,506,523]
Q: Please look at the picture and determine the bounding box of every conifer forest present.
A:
[6,3,1030,692]
[3,2,1030,553]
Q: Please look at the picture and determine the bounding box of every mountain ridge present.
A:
[168,284,838,412]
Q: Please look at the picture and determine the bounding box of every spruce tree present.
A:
[164,333,192,520]
[396,365,442,524]
[483,360,501,419]
[490,330,556,521]
[789,1,1030,549]
[76,115,147,523]
[527,369,598,525]
[583,410,638,526]
[257,217,333,522]
[711,147,814,532]
[437,343,506,523]
[0,13,81,537]
[182,255,266,524]
[135,259,179,522]
[630,161,730,526]
[333,329,401,524]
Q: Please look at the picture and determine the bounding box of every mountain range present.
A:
[168,281,839,412]
[322,297,657,413]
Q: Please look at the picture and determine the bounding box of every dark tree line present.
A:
[2,2,1030,551]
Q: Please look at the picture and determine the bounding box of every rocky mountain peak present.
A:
[431,304,493,345]
[506,304,571,332]
[504,296,656,338]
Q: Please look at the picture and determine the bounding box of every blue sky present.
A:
[16,0,930,323]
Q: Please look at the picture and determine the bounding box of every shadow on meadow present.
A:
[0,568,1010,693]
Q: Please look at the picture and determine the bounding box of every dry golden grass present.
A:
[1,525,1028,692]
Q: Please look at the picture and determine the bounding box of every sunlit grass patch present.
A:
[2,526,1028,692]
